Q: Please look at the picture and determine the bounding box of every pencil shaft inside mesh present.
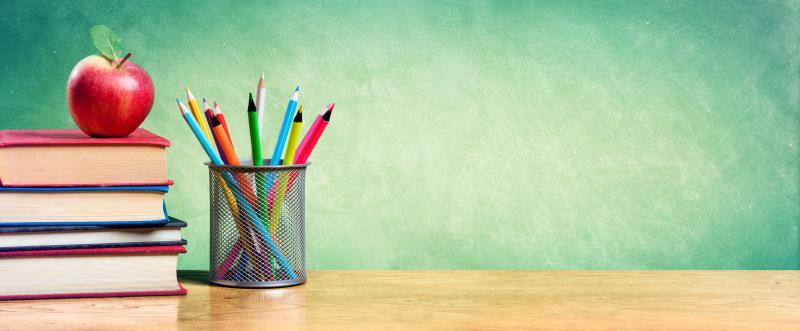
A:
[223,170,297,278]
[213,172,263,280]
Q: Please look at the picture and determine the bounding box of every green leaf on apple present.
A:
[90,25,123,62]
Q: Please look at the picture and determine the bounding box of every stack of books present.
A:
[0,129,186,300]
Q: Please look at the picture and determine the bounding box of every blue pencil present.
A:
[176,98,298,279]
[270,86,299,165]
[177,99,223,165]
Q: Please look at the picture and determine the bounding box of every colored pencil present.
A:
[210,115,273,280]
[256,74,267,141]
[203,99,229,164]
[280,103,334,201]
[247,93,263,166]
[186,87,213,143]
[212,101,233,145]
[249,92,271,271]
[282,104,303,165]
[270,86,299,165]
[210,117,240,166]
[268,104,304,239]
[293,103,334,164]
[177,99,222,165]
[210,114,264,213]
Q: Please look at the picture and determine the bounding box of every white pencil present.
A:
[256,73,267,141]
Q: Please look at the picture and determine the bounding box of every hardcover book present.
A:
[0,245,187,300]
[0,217,187,251]
[0,128,172,187]
[0,185,169,226]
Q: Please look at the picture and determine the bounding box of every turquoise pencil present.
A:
[177,99,223,165]
[270,86,299,165]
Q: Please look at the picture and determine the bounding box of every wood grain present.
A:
[0,271,798,330]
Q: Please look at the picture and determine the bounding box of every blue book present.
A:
[0,186,170,226]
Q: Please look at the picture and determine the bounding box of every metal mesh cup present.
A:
[207,160,307,288]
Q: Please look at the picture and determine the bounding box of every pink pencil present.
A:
[214,240,242,279]
[293,103,334,164]
[275,103,334,199]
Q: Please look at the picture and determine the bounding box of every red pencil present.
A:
[213,101,234,149]
[203,100,228,164]
[293,103,333,164]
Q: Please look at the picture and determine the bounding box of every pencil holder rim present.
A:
[204,160,310,170]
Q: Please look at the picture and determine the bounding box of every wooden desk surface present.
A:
[0,271,798,330]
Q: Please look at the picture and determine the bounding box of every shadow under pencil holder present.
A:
[207,160,308,288]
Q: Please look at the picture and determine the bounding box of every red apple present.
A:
[67,54,154,137]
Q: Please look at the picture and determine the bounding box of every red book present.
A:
[0,246,186,301]
[0,128,172,187]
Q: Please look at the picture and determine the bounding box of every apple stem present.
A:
[116,52,132,69]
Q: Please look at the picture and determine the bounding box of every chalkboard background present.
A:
[1,1,797,270]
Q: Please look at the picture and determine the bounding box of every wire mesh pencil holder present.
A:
[207,160,308,288]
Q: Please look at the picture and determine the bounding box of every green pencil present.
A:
[247,93,262,166]
[248,92,273,278]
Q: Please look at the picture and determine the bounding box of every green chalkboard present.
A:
[1,1,797,270]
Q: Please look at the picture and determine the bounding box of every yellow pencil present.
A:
[186,86,213,142]
[269,106,303,236]
[282,104,303,165]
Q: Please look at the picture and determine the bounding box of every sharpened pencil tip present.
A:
[248,93,257,112]
[210,115,221,127]
[258,74,265,89]
[176,98,187,114]
[294,105,303,122]
[295,86,300,92]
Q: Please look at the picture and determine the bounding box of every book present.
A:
[0,245,186,300]
[0,128,172,187]
[0,217,187,251]
[0,186,169,226]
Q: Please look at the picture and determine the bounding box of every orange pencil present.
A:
[210,116,239,165]
[210,113,269,278]
[210,116,262,210]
